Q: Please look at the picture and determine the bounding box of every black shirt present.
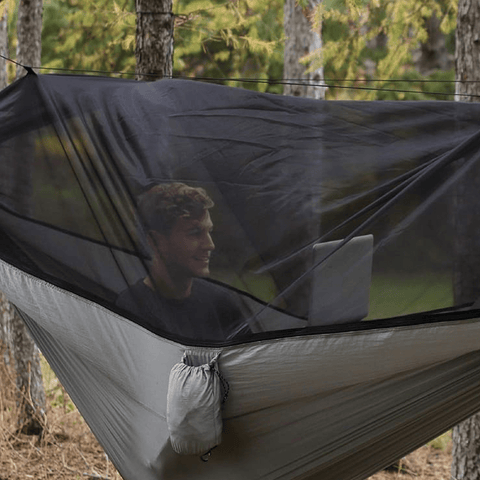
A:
[115,278,250,341]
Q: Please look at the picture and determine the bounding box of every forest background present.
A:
[1,0,459,100]
[0,0,469,478]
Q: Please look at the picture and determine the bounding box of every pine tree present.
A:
[135,0,174,81]
[283,0,325,99]
[0,0,47,436]
[0,4,7,88]
[451,0,480,477]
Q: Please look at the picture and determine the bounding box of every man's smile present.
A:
[194,255,211,263]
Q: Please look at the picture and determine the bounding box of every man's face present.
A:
[152,210,215,280]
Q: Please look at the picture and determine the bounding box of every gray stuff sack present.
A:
[167,351,227,456]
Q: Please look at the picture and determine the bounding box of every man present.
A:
[116,182,250,342]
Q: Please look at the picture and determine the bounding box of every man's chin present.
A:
[197,268,210,278]
[189,265,210,278]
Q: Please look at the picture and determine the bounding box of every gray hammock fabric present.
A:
[1,72,480,479]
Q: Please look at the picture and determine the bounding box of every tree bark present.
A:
[2,0,47,436]
[281,0,323,316]
[1,297,46,435]
[0,6,7,89]
[0,7,8,353]
[11,309,46,434]
[283,0,325,100]
[13,0,41,215]
[135,0,174,81]
[16,0,43,79]
[0,292,13,356]
[452,413,480,480]
[451,1,480,478]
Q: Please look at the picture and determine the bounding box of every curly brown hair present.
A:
[137,183,214,234]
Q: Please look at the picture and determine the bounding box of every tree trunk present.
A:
[13,0,40,215]
[11,309,46,434]
[413,14,452,76]
[135,0,174,81]
[281,0,323,316]
[0,6,7,89]
[0,7,8,353]
[16,0,43,79]
[451,1,480,478]
[2,0,47,436]
[452,413,480,480]
[0,292,13,355]
[283,0,325,100]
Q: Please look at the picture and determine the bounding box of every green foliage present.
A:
[41,0,283,92]
[40,354,76,413]
[428,431,451,450]
[374,68,455,101]
[48,382,76,412]
[41,0,136,75]
[173,0,284,93]
[0,0,16,22]
[4,0,459,98]
[311,0,457,100]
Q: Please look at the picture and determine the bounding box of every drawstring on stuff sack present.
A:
[200,360,230,462]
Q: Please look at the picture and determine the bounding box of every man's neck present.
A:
[144,274,193,300]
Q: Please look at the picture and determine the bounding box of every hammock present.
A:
[1,72,480,480]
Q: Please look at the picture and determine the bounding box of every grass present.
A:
[213,266,455,320]
[367,272,454,320]
[428,431,451,451]
[211,267,279,302]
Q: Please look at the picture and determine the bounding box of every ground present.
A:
[0,352,121,480]
[369,438,453,480]
[0,352,454,480]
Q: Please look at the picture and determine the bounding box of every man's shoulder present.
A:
[115,279,154,309]
[192,279,245,321]
[192,278,237,299]
[192,278,250,338]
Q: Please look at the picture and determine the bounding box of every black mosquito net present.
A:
[1,72,480,346]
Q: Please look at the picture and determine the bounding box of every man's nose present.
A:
[204,233,215,251]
